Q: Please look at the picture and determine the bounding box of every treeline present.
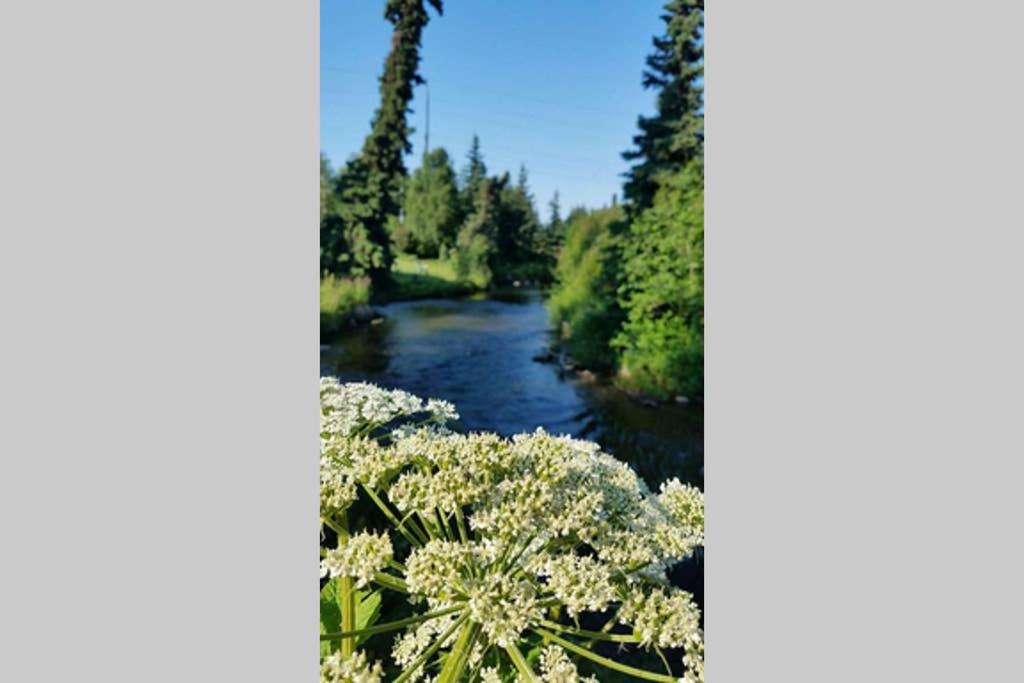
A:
[320,0,556,298]
[549,0,704,401]
[324,135,560,291]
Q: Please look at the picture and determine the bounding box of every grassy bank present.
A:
[320,256,479,342]
[386,254,478,301]
[320,275,372,340]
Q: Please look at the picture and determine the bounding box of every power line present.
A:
[320,64,648,119]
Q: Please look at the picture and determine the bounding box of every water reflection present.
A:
[320,290,702,489]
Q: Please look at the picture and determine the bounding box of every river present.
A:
[320,289,703,491]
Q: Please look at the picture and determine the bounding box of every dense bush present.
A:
[547,206,625,371]
[613,163,704,400]
[320,380,705,683]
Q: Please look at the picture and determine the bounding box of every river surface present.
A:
[321,290,703,489]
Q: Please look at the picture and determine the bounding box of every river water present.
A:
[320,289,703,490]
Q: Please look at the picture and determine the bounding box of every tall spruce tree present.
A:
[323,0,443,282]
[547,190,562,230]
[494,170,540,267]
[622,0,703,212]
[460,134,487,216]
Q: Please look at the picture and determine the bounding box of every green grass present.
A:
[387,254,478,301]
[320,275,371,340]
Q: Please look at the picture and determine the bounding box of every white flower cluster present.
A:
[319,381,705,682]
[682,629,705,683]
[619,586,702,650]
[539,645,599,683]
[321,377,458,440]
[466,573,543,648]
[320,651,383,683]
[320,530,393,589]
[391,607,462,683]
[540,554,616,618]
[405,539,476,601]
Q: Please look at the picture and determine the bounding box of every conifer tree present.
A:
[460,134,487,216]
[323,0,443,281]
[495,170,540,266]
[622,0,703,212]
[454,175,503,287]
[402,147,461,257]
[547,190,562,231]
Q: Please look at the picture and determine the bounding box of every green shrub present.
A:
[547,206,625,371]
[320,275,371,339]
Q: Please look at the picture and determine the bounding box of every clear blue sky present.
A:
[321,0,667,213]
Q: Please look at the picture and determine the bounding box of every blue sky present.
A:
[321,0,667,213]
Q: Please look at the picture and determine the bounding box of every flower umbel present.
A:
[319,380,704,682]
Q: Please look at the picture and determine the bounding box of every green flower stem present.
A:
[585,608,623,649]
[417,511,441,541]
[320,516,344,537]
[533,628,677,683]
[361,484,423,547]
[654,645,674,676]
[503,533,538,572]
[504,643,538,682]
[454,506,470,544]
[399,509,432,545]
[436,508,454,541]
[537,619,640,644]
[373,571,409,594]
[336,512,355,658]
[320,604,463,641]
[465,643,493,682]
[394,612,468,683]
[437,620,481,683]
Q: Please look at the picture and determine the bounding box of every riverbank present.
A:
[536,341,700,409]
[320,256,481,342]
[387,254,478,301]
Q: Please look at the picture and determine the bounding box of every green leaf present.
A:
[320,579,383,658]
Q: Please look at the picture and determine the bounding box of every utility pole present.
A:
[424,82,430,155]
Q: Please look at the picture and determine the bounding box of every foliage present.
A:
[320,275,372,340]
[459,134,487,219]
[453,175,502,288]
[401,148,462,257]
[321,153,338,221]
[491,173,542,283]
[613,162,704,399]
[389,255,477,301]
[321,0,443,283]
[623,0,704,212]
[319,380,705,683]
[547,206,626,371]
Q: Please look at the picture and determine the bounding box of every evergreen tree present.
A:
[454,175,503,287]
[323,0,443,282]
[494,167,540,267]
[402,147,461,257]
[547,190,562,231]
[320,152,335,222]
[516,164,531,196]
[622,0,703,212]
[460,134,487,216]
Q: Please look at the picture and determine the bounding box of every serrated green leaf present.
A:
[320,580,384,658]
